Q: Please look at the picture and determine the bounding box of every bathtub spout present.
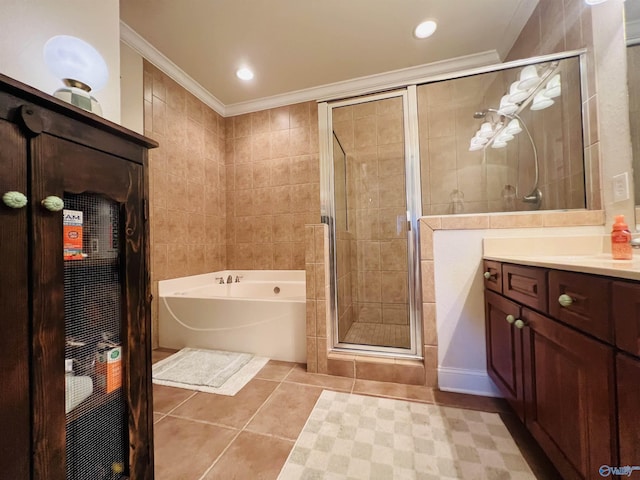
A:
[226,275,233,284]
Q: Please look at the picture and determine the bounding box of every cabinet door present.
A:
[612,281,640,357]
[484,290,524,420]
[617,353,640,466]
[31,133,152,480]
[522,308,616,480]
[0,117,30,477]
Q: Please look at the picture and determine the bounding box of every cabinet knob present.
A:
[506,314,516,324]
[514,319,527,329]
[483,271,493,279]
[558,294,573,307]
[2,191,28,209]
[41,196,64,212]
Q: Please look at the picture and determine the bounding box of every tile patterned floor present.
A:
[151,349,560,480]
[342,322,410,348]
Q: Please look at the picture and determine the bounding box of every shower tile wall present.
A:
[224,103,320,270]
[332,98,410,346]
[627,44,640,202]
[143,61,227,347]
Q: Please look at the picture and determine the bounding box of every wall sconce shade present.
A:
[43,35,108,116]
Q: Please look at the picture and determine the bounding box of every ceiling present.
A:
[120,0,538,111]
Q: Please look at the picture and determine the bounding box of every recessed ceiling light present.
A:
[236,67,254,81]
[584,0,607,4]
[414,20,437,39]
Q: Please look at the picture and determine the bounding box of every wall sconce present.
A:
[43,35,108,116]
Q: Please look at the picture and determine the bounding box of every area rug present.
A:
[278,390,536,480]
[152,347,269,396]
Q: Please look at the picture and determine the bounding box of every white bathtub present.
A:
[158,270,306,363]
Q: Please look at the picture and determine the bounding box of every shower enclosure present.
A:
[320,52,586,358]
[321,89,423,356]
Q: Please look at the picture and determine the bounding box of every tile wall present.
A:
[224,102,320,270]
[143,62,227,346]
[627,44,640,202]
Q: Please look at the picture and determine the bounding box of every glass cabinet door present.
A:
[31,134,150,480]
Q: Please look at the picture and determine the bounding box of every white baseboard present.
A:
[438,366,502,398]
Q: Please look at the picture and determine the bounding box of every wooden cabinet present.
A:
[0,74,157,479]
[522,308,616,480]
[616,353,640,466]
[482,259,502,293]
[484,291,525,420]
[484,260,638,480]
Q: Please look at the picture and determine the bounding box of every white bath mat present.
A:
[152,347,269,396]
[278,390,536,480]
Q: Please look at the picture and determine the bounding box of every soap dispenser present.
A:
[611,214,632,260]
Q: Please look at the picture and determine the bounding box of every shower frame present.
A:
[318,49,589,359]
[319,87,423,358]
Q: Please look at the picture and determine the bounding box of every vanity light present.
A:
[507,81,529,103]
[236,67,254,81]
[43,35,108,116]
[530,91,554,110]
[584,0,608,5]
[491,139,508,149]
[497,95,518,116]
[496,132,515,143]
[504,118,523,135]
[518,65,541,90]
[543,74,562,98]
[414,20,438,39]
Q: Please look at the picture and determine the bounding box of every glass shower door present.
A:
[328,90,420,354]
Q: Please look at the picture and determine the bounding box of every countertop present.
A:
[483,235,640,281]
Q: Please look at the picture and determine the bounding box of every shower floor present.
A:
[343,322,410,349]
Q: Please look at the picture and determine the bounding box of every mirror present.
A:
[626,0,640,228]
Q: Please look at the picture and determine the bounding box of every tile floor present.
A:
[342,322,410,349]
[151,349,560,480]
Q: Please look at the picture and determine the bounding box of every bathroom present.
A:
[1,0,636,478]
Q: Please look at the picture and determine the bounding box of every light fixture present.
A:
[236,67,254,81]
[504,118,523,135]
[497,95,518,116]
[584,0,608,5]
[43,35,108,116]
[518,65,540,90]
[414,20,438,39]
[507,81,529,103]
[530,91,554,111]
[543,74,562,98]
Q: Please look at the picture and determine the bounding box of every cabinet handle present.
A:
[41,195,64,212]
[506,314,516,324]
[483,271,493,279]
[558,294,573,307]
[514,319,527,329]
[2,191,28,209]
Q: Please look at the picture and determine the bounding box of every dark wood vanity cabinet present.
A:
[0,74,157,479]
[483,259,638,480]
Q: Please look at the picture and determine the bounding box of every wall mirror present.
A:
[417,54,585,215]
[626,0,640,228]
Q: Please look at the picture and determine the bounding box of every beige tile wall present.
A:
[143,62,227,347]
[224,103,320,270]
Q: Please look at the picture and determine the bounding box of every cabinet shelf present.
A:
[66,389,123,425]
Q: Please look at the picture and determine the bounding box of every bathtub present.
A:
[158,270,306,363]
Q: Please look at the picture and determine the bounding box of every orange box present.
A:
[63,209,84,260]
[95,346,122,393]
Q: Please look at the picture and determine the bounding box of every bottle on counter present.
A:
[611,214,632,260]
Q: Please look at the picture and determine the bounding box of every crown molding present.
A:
[225,50,501,116]
[120,21,499,117]
[119,21,226,116]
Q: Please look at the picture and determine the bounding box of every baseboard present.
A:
[438,366,502,397]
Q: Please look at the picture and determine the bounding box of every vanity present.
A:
[482,238,640,480]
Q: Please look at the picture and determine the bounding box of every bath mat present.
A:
[278,390,536,480]
[152,347,269,396]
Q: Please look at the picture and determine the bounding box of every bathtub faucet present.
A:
[226,275,233,284]
[215,277,225,284]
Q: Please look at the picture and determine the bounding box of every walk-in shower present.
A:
[319,51,587,358]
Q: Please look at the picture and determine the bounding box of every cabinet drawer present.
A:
[549,270,612,343]
[502,263,547,312]
[613,281,640,357]
[482,260,502,293]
